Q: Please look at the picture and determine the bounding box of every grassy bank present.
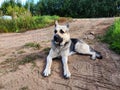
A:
[102,18,120,54]
[0,15,59,33]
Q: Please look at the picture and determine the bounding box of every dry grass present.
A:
[58,17,72,23]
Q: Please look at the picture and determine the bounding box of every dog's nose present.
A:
[54,35,60,42]
[54,35,63,43]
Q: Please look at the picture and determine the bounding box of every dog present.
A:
[43,21,102,79]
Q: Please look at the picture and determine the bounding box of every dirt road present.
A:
[0,18,120,90]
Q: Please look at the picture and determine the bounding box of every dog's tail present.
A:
[95,50,103,59]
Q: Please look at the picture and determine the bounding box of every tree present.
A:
[24,0,37,15]
[35,0,119,18]
[1,0,31,19]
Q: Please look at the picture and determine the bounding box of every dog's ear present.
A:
[66,23,69,28]
[55,20,58,27]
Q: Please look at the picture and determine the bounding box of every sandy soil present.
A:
[0,18,120,90]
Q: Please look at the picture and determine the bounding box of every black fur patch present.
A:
[70,38,78,52]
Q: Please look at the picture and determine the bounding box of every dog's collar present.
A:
[52,40,69,47]
[64,41,69,46]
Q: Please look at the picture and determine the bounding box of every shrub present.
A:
[102,18,120,54]
[0,15,59,33]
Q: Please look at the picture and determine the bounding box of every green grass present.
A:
[24,42,41,49]
[0,15,59,33]
[102,18,120,54]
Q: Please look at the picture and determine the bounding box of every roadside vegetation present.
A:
[102,18,120,54]
[0,15,59,33]
[0,0,60,33]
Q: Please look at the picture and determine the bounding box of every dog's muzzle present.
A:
[54,35,63,44]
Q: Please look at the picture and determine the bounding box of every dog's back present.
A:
[70,38,103,60]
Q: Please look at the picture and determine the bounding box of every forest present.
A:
[0,0,120,18]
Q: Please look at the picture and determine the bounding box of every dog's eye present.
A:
[54,30,57,33]
[60,29,64,34]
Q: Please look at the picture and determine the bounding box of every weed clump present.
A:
[24,42,41,49]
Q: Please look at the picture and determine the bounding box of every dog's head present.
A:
[53,21,70,46]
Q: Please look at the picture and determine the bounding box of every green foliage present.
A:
[37,0,118,18]
[0,0,30,19]
[1,0,22,15]
[24,0,37,15]
[1,0,119,17]
[0,0,120,17]
[0,15,59,33]
[102,18,120,54]
[6,5,31,19]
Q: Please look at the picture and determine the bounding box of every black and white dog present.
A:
[43,21,102,78]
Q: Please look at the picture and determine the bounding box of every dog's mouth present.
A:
[54,35,63,44]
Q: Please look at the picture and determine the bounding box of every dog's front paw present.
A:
[43,68,51,77]
[64,71,71,79]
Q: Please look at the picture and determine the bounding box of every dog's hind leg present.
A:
[75,42,102,60]
[87,51,96,60]
[89,47,103,59]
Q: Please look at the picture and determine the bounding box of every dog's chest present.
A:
[52,39,78,56]
[52,42,70,56]
[54,46,66,55]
